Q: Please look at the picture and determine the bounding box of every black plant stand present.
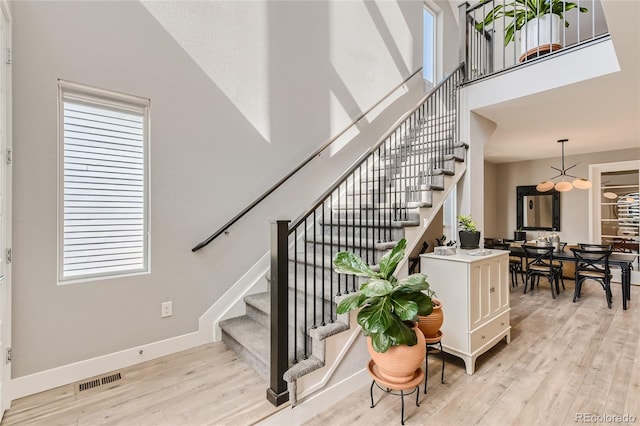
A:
[423,331,445,394]
[367,360,424,425]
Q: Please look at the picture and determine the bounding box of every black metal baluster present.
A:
[369,156,374,264]
[400,126,404,221]
[351,174,356,292]
[322,203,326,326]
[377,147,381,246]
[392,130,397,223]
[329,194,334,303]
[303,217,308,359]
[336,182,342,296]
[359,165,363,269]
[293,228,298,364]
[351,173,356,293]
[438,85,442,163]
[313,209,317,329]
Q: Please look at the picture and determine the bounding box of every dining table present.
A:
[506,245,635,310]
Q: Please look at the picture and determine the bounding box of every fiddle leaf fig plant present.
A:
[334,238,435,353]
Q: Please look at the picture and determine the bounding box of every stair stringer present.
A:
[282,309,363,407]
[203,252,270,342]
[399,150,468,279]
[279,146,468,408]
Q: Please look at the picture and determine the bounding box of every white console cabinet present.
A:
[420,250,511,374]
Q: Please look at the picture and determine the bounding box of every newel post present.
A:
[266,220,290,406]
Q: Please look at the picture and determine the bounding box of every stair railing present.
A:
[192,67,423,252]
[460,0,608,82]
[267,64,464,406]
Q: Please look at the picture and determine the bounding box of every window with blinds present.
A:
[443,186,457,244]
[58,81,150,282]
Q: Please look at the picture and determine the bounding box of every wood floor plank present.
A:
[3,281,639,426]
[306,281,640,426]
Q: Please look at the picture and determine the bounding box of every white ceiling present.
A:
[477,0,640,164]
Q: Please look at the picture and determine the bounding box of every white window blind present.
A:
[443,186,457,244]
[59,81,149,282]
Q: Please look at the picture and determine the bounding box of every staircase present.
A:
[219,64,466,406]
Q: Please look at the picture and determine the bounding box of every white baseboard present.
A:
[10,251,271,401]
[10,329,209,401]
[257,368,370,426]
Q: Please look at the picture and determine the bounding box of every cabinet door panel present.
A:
[488,256,509,315]
[469,263,483,329]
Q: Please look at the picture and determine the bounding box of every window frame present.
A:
[423,5,436,85]
[443,186,457,244]
[57,80,150,284]
[423,1,443,87]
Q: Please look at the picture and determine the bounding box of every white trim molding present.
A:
[11,330,209,400]
[10,250,271,400]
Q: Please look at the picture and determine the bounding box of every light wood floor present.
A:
[3,279,639,426]
[306,280,640,425]
[1,342,283,425]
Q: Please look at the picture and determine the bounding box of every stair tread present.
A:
[245,292,270,314]
[220,316,268,360]
[304,236,400,250]
[319,219,419,228]
[245,290,338,317]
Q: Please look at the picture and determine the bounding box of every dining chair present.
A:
[497,240,524,287]
[522,245,563,298]
[551,242,567,281]
[570,247,613,308]
[579,243,613,251]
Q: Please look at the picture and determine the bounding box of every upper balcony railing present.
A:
[459,0,609,82]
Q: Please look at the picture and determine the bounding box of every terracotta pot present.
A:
[418,299,443,339]
[367,325,425,384]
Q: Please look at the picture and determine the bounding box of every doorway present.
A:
[0,0,11,418]
[589,160,640,285]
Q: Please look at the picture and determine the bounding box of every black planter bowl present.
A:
[459,231,480,249]
[514,231,527,241]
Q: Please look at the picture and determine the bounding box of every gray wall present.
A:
[12,0,424,377]
[487,148,640,242]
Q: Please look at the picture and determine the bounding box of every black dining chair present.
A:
[579,243,613,251]
[495,241,524,287]
[570,247,614,308]
[522,245,563,298]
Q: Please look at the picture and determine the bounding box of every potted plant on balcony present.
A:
[458,214,481,249]
[334,238,435,384]
[475,0,588,60]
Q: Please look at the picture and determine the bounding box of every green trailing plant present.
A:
[475,0,589,46]
[334,238,435,353]
[457,214,478,233]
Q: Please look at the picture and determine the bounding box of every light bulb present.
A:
[603,192,618,200]
[555,181,573,192]
[536,180,554,192]
[572,178,592,189]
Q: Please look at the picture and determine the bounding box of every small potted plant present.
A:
[458,214,481,249]
[474,0,588,59]
[334,238,435,384]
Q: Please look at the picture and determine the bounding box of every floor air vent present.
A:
[77,371,123,393]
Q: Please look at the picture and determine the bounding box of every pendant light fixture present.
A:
[536,139,592,192]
